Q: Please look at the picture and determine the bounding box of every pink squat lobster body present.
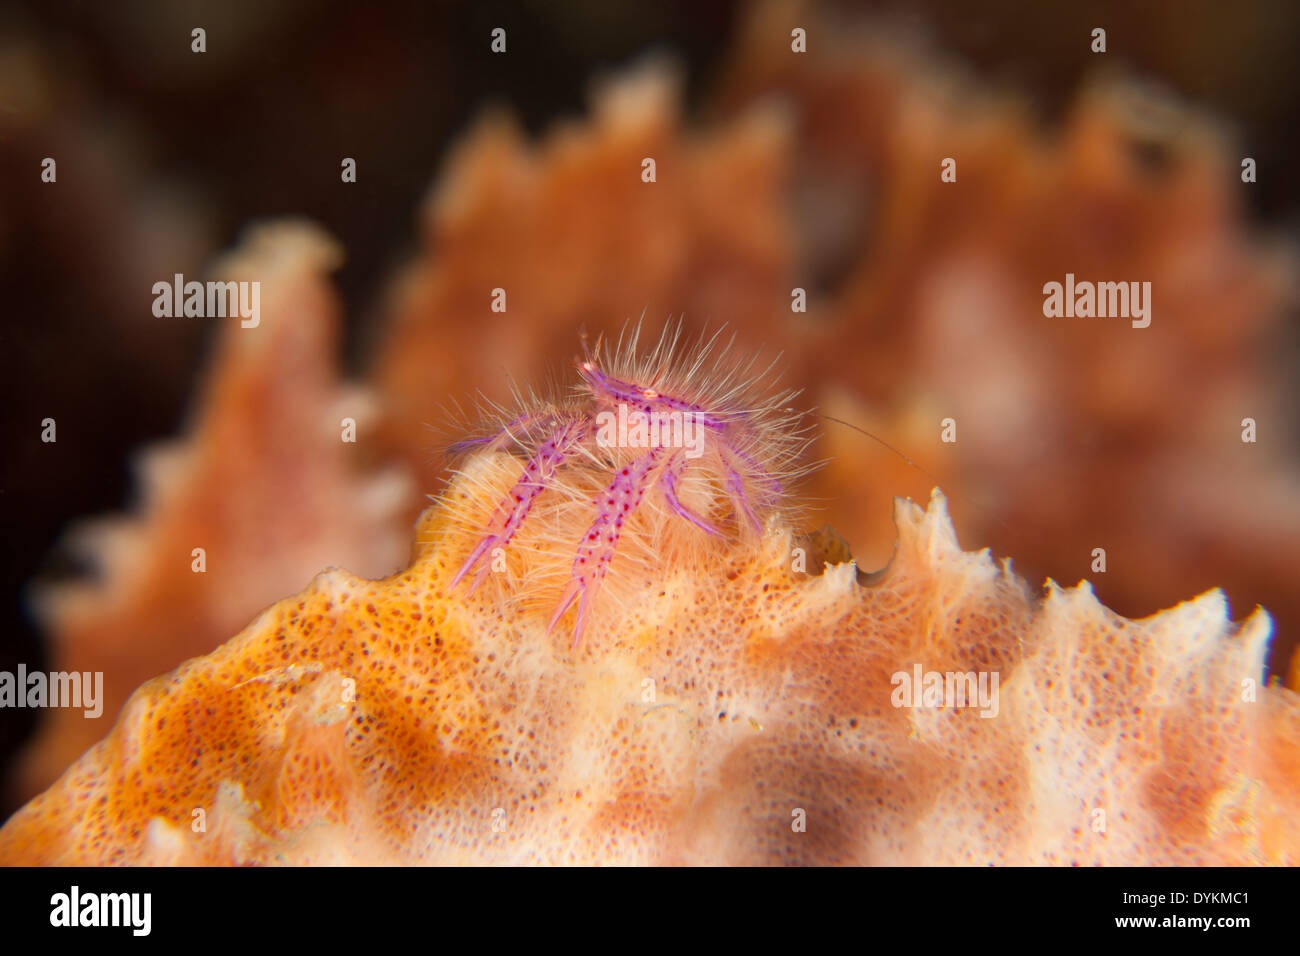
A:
[448,324,808,648]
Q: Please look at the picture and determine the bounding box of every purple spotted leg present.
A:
[452,420,586,592]
[720,447,765,536]
[659,451,720,536]
[549,447,666,648]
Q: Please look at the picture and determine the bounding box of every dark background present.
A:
[2,0,1298,809]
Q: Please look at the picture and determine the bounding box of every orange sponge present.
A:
[2,459,1295,863]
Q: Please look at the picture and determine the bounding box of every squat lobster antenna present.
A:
[803,409,1015,537]
[803,410,926,474]
[577,324,606,370]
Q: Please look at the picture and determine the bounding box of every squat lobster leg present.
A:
[549,447,666,648]
[452,420,586,592]
[658,451,720,536]
[721,448,765,536]
[446,409,560,456]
